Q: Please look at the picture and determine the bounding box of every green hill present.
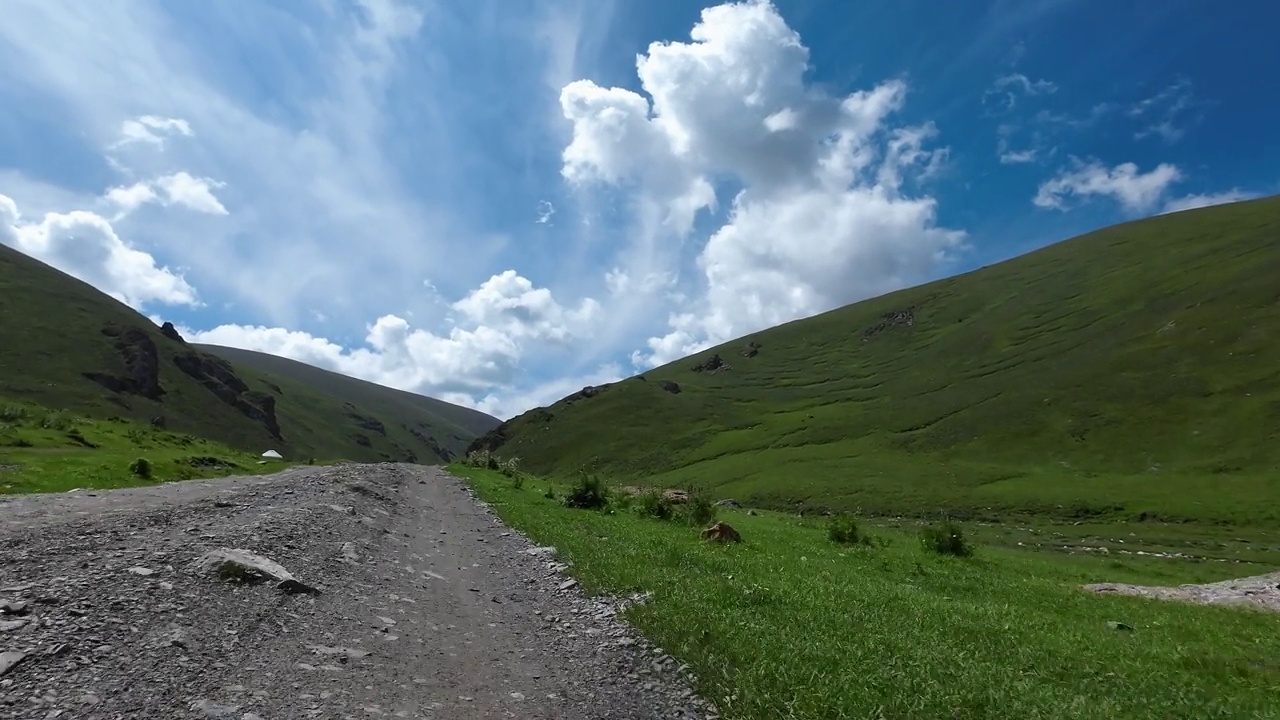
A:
[471,196,1280,526]
[0,244,499,463]
[196,343,496,457]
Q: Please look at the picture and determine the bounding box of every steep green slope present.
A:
[0,244,499,462]
[197,343,496,459]
[472,196,1280,525]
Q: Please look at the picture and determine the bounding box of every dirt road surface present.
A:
[0,464,717,719]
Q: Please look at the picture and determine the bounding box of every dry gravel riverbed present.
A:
[0,463,717,719]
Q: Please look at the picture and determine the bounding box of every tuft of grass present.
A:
[129,457,152,479]
[920,519,974,557]
[681,491,718,527]
[636,489,674,520]
[562,471,609,510]
[454,464,1280,720]
[827,513,871,546]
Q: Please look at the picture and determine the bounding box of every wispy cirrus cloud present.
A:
[1128,77,1207,144]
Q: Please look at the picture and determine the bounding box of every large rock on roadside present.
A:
[700,522,742,544]
[194,548,321,595]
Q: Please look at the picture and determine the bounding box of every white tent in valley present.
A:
[261,450,283,460]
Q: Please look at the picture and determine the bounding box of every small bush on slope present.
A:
[827,513,872,546]
[920,519,973,557]
[563,471,609,510]
[681,492,718,527]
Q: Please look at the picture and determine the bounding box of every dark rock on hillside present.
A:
[172,351,283,440]
[692,354,730,373]
[658,380,682,394]
[83,324,165,400]
[347,412,387,436]
[863,306,916,340]
[353,433,372,448]
[158,321,185,343]
[569,384,607,401]
[740,341,761,358]
[406,423,454,462]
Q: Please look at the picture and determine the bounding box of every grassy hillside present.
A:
[197,343,497,458]
[0,244,499,463]
[472,196,1280,526]
[0,396,283,494]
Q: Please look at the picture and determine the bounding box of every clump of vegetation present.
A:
[919,519,973,557]
[681,491,718,527]
[464,448,502,470]
[129,457,153,479]
[636,490,674,520]
[827,513,872,546]
[543,487,555,500]
[463,449,523,483]
[0,405,27,423]
[563,471,609,510]
[41,411,75,431]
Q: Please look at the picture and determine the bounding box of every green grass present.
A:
[0,244,498,464]
[456,465,1280,720]
[0,398,291,494]
[472,196,1280,527]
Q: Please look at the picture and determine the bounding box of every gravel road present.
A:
[0,464,718,719]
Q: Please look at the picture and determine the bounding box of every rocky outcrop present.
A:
[863,306,917,341]
[406,424,453,462]
[658,380,682,394]
[83,324,165,400]
[692,354,730,373]
[172,351,283,440]
[740,341,761,358]
[346,411,387,436]
[158,321,185,344]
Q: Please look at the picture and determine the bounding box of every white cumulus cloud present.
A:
[1034,159,1183,214]
[105,171,229,216]
[0,193,197,309]
[182,270,600,418]
[560,0,965,368]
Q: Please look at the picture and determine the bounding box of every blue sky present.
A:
[1,0,1276,419]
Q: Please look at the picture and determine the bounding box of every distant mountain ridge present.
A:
[0,243,500,462]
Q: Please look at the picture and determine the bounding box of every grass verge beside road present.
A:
[0,398,294,494]
[453,465,1280,720]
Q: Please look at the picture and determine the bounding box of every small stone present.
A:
[193,699,239,718]
[128,567,156,576]
[1106,621,1135,632]
[0,601,29,616]
[0,651,27,677]
[558,580,578,591]
[0,619,28,632]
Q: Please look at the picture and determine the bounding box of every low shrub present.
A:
[129,457,153,479]
[681,492,718,527]
[636,490,674,520]
[41,411,74,431]
[919,519,973,557]
[827,513,871,546]
[563,472,609,510]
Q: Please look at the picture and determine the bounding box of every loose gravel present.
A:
[0,463,718,719]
